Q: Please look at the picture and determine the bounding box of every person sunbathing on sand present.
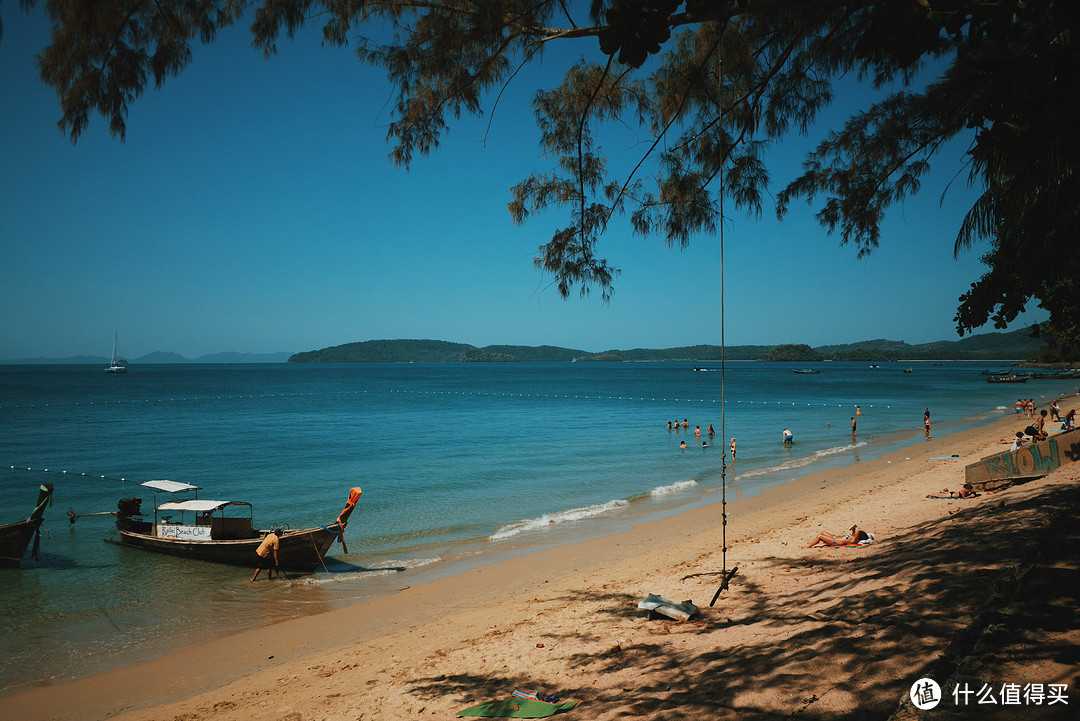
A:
[927,483,977,499]
[805,524,873,548]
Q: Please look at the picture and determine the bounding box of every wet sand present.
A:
[7,406,1079,720]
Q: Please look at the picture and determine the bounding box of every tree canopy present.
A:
[12,0,1080,350]
[758,344,824,363]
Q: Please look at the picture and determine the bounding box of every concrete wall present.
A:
[966,427,1080,487]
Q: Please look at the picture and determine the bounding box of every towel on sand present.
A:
[457,698,579,717]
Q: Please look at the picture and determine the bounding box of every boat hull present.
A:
[0,521,38,568]
[0,484,54,567]
[115,524,340,571]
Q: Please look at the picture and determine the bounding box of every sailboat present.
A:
[105,332,128,373]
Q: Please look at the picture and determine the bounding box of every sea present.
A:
[1,360,1075,694]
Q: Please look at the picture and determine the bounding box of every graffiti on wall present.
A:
[966,428,1080,484]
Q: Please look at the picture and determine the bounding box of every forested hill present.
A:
[287,330,1044,363]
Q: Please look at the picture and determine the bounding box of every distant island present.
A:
[287,330,1046,364]
[2,329,1050,365]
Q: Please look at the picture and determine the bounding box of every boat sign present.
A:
[158,524,211,540]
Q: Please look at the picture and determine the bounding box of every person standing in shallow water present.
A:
[252,527,281,581]
[730,437,736,460]
[924,407,931,439]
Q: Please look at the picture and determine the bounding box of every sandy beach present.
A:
[6,406,1079,721]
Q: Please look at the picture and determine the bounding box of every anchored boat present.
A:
[105,332,128,373]
[112,481,361,571]
[0,483,54,567]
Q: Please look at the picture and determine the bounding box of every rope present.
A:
[719,50,729,596]
[711,50,738,607]
[310,530,331,574]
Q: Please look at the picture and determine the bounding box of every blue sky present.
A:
[0,8,1044,360]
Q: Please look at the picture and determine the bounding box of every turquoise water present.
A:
[1,361,1074,693]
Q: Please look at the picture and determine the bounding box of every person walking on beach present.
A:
[924,408,932,439]
[252,527,282,581]
[1051,400,1061,422]
[730,437,736,460]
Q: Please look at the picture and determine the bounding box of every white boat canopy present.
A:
[141,480,201,493]
[157,500,250,513]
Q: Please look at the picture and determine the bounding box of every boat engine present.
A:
[117,497,142,518]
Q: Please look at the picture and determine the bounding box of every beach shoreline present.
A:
[5,401,1079,720]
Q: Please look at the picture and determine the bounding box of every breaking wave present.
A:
[648,479,699,496]
[736,442,867,479]
[490,499,630,541]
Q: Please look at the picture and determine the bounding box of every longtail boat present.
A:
[0,483,54,567]
[113,481,361,571]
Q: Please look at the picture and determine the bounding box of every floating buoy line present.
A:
[0,390,369,411]
[0,387,891,411]
[7,465,141,485]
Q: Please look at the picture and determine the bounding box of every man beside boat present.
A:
[252,527,282,580]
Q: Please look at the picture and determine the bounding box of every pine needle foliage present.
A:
[12,0,1080,347]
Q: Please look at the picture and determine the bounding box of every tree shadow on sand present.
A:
[405,481,1080,720]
